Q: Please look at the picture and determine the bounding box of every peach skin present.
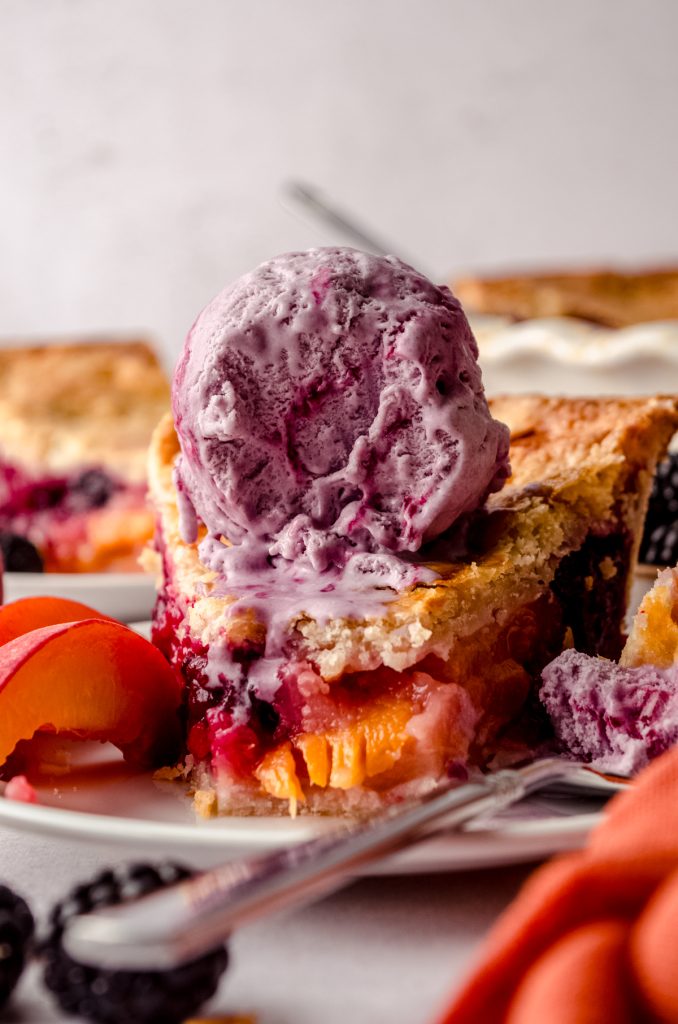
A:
[0,595,116,647]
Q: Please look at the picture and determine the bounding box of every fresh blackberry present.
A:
[0,884,35,1008]
[0,532,44,572]
[640,453,678,565]
[43,862,229,1024]
[642,522,678,567]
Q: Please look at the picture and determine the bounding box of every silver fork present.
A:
[63,758,627,971]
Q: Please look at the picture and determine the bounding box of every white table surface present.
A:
[0,826,536,1023]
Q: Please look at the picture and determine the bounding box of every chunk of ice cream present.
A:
[173,247,510,578]
[541,648,678,775]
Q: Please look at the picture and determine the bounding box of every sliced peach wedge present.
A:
[0,597,182,770]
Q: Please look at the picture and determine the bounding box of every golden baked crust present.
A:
[452,267,678,328]
[149,395,678,814]
[0,338,170,482]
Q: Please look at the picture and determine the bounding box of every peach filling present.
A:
[195,588,570,808]
[253,672,477,811]
[196,658,483,812]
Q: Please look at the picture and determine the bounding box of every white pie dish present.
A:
[470,315,678,397]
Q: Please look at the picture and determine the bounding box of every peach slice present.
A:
[0,596,116,647]
[295,696,413,792]
[0,619,182,769]
[255,741,304,814]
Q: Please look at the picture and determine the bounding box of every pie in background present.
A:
[0,339,169,572]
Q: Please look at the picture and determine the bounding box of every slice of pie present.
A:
[0,339,169,572]
[452,266,678,328]
[148,394,678,815]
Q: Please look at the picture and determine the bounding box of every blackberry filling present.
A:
[71,469,120,509]
[0,464,123,521]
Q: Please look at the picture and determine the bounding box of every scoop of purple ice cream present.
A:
[172,247,510,575]
[541,648,678,775]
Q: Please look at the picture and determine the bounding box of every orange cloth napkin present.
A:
[438,748,678,1024]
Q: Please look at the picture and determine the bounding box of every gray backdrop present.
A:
[1,0,676,359]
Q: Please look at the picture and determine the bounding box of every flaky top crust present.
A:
[0,339,170,481]
[149,394,678,680]
[453,267,678,328]
[492,394,677,491]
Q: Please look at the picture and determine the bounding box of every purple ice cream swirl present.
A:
[172,247,510,591]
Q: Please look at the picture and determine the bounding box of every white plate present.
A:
[3,572,157,623]
[0,748,604,875]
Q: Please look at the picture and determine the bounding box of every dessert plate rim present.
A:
[0,767,603,875]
